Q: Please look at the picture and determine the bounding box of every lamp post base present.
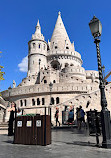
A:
[102,140,111,148]
[101,109,111,148]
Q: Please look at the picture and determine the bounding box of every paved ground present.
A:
[0,128,111,158]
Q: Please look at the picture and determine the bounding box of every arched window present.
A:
[33,43,36,48]
[37,98,40,105]
[51,97,54,105]
[24,99,27,106]
[20,100,23,107]
[44,80,47,84]
[42,98,45,105]
[32,99,35,106]
[38,44,41,49]
[53,80,56,83]
[44,44,45,50]
[65,63,69,67]
[56,97,60,104]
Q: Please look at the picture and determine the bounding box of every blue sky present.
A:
[0,0,111,91]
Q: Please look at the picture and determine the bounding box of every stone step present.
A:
[0,122,8,129]
[0,127,8,130]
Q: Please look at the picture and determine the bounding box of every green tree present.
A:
[0,52,5,80]
[0,52,5,96]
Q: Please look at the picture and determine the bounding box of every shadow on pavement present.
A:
[66,141,98,147]
[3,139,13,144]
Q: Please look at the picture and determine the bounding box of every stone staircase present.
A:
[0,122,8,130]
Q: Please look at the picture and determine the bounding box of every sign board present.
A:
[26,121,32,127]
[17,121,22,127]
[36,120,41,127]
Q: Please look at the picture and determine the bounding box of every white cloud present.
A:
[18,56,28,72]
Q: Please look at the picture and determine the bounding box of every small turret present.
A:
[28,20,47,76]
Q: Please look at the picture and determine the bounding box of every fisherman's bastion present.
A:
[1,12,111,124]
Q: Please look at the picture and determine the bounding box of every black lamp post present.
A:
[89,16,111,148]
[8,86,12,106]
[102,65,105,83]
[49,82,53,105]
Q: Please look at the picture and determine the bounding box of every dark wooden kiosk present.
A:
[14,107,51,146]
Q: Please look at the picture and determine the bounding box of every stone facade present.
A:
[0,96,7,123]
[1,12,111,124]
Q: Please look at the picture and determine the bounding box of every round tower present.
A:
[28,20,47,76]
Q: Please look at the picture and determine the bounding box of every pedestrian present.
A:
[8,102,16,136]
[76,107,81,129]
[55,107,60,126]
[17,107,22,116]
[79,106,86,128]
[68,109,74,125]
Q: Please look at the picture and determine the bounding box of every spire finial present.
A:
[36,20,40,28]
[58,11,61,16]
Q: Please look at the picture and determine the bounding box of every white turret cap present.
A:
[50,12,74,51]
[32,20,44,40]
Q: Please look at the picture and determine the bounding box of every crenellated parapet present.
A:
[2,82,99,100]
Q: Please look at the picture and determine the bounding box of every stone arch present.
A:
[51,97,54,105]
[24,99,27,106]
[50,60,60,70]
[56,97,60,104]
[42,98,45,105]
[65,63,69,67]
[37,98,40,105]
[20,100,23,107]
[32,99,35,106]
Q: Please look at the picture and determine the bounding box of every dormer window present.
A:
[33,43,36,48]
[39,44,41,49]
[44,44,45,50]
[44,80,47,84]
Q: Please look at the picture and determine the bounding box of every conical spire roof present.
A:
[35,20,41,34]
[32,20,44,40]
[50,12,73,51]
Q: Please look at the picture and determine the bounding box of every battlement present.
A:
[1,83,97,99]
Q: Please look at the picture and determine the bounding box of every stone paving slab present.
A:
[0,128,111,158]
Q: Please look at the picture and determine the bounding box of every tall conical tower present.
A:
[28,20,47,76]
[47,12,82,70]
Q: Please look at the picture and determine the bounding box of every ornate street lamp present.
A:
[102,65,106,84]
[89,16,111,148]
[102,65,105,82]
[8,86,12,107]
[49,82,53,105]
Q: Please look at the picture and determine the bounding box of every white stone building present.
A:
[1,12,111,124]
[0,96,7,123]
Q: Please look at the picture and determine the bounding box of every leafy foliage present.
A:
[0,52,5,80]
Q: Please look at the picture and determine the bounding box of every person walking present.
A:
[55,107,60,126]
[79,106,86,128]
[76,107,82,129]
[68,109,74,125]
[8,102,16,136]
